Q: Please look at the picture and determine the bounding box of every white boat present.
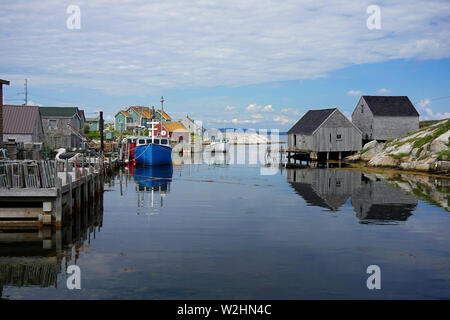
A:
[209,138,230,153]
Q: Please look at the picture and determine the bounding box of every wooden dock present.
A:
[0,158,104,229]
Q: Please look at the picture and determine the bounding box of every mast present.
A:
[160,96,166,129]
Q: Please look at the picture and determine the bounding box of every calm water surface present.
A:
[1,146,449,299]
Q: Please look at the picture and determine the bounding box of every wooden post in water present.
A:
[67,174,73,218]
[75,168,81,212]
[55,177,63,228]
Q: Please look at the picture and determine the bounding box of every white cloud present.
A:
[347,90,363,96]
[417,98,450,120]
[281,108,301,115]
[273,115,292,125]
[262,104,274,112]
[225,105,236,111]
[1,0,449,95]
[251,113,263,119]
[417,98,431,110]
[231,117,259,124]
[377,88,391,94]
[246,104,261,112]
[26,100,42,106]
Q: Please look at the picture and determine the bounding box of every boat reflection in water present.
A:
[287,168,418,224]
[133,165,173,214]
[203,151,230,166]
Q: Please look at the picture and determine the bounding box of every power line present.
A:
[412,95,450,105]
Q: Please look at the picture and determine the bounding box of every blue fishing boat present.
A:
[133,121,173,166]
[134,164,173,188]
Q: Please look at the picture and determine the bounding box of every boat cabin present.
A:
[136,137,170,147]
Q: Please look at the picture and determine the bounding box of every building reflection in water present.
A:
[0,196,103,298]
[287,168,418,224]
[133,165,173,214]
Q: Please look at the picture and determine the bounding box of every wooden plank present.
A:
[0,207,43,218]
[0,232,43,242]
[0,188,57,198]
[0,220,40,228]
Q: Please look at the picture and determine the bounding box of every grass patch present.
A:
[411,119,450,149]
[417,154,431,161]
[361,148,370,154]
[437,150,450,161]
[388,152,410,159]
[420,120,440,128]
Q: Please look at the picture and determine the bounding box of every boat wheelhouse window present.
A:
[153,139,160,144]
[161,139,168,145]
[138,139,145,145]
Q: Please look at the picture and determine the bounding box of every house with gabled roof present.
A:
[39,106,85,149]
[2,105,44,145]
[287,108,362,159]
[155,109,172,122]
[165,121,189,143]
[352,96,419,143]
[114,106,156,131]
[114,105,176,132]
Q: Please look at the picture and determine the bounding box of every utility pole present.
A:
[0,79,10,147]
[24,79,27,106]
[160,96,164,113]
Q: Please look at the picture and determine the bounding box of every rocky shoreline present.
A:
[346,119,450,175]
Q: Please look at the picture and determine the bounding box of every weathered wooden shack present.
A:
[287,108,362,160]
[39,107,85,149]
[351,96,419,143]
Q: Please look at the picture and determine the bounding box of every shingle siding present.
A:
[288,109,362,152]
[373,116,419,140]
[352,96,419,141]
[41,113,83,149]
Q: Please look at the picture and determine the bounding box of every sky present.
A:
[1,0,449,130]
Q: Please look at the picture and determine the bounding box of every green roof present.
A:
[39,107,79,117]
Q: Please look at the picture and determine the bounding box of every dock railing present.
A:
[0,153,104,190]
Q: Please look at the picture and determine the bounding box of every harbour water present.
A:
[1,145,449,299]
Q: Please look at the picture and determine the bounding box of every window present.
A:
[153,139,160,145]
[49,120,57,128]
[336,134,342,141]
[361,105,364,113]
[161,139,168,145]
[293,134,296,147]
[8,138,15,142]
[138,139,145,145]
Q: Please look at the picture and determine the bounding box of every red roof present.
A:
[3,105,40,134]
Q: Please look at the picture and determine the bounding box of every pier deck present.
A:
[0,159,104,228]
